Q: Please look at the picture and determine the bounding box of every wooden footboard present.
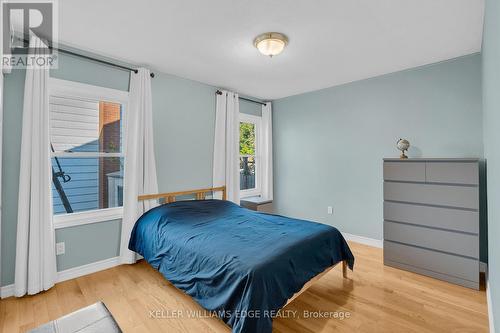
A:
[285,260,348,306]
[138,186,226,202]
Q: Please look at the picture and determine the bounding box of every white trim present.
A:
[240,188,261,199]
[1,256,121,298]
[51,152,124,158]
[53,207,123,229]
[342,232,383,248]
[57,256,120,283]
[49,77,129,104]
[486,270,495,333]
[0,284,14,299]
[49,77,127,226]
[239,113,261,124]
[481,262,488,274]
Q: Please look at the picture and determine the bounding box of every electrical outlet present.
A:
[56,242,65,255]
[327,206,333,215]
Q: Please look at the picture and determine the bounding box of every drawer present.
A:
[383,162,425,182]
[384,241,479,283]
[384,201,478,234]
[384,182,478,209]
[384,221,478,258]
[426,162,478,185]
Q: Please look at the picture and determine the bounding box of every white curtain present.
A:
[213,90,240,204]
[120,68,158,264]
[14,36,57,296]
[261,102,273,200]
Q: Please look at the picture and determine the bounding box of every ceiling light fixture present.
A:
[254,32,288,57]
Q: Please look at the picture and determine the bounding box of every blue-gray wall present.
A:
[1,51,228,285]
[240,99,262,117]
[1,50,263,286]
[56,219,121,271]
[272,54,484,257]
[1,48,486,292]
[482,0,499,328]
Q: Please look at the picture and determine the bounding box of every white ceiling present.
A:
[58,0,485,100]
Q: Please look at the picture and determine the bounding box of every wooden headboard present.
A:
[138,186,227,203]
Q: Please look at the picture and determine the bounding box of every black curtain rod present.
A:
[54,47,155,78]
[18,35,154,77]
[215,90,266,106]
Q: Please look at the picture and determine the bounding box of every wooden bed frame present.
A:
[138,186,348,306]
[138,185,227,202]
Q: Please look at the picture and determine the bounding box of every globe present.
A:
[397,139,410,159]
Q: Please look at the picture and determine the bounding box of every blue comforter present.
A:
[129,200,354,333]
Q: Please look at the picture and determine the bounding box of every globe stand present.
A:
[400,151,408,159]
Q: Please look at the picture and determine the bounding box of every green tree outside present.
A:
[240,122,255,155]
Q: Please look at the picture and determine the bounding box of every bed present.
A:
[129,186,354,333]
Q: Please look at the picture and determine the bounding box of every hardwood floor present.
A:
[0,242,489,332]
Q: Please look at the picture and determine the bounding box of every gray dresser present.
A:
[383,158,480,289]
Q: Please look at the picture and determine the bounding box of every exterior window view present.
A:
[50,96,124,214]
[239,121,256,191]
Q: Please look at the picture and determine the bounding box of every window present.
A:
[49,78,128,228]
[239,113,261,197]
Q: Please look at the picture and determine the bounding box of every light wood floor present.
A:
[0,242,489,332]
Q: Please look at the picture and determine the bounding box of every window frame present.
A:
[239,113,262,198]
[49,78,129,229]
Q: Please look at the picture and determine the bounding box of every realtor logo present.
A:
[2,0,58,68]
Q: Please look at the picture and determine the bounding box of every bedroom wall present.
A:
[272,54,485,258]
[482,0,500,327]
[1,50,261,286]
[240,99,262,117]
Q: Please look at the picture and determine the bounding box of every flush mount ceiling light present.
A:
[254,32,289,57]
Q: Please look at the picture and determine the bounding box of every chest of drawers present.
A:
[383,158,480,289]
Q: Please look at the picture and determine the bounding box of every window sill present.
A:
[240,196,272,205]
[240,189,261,198]
[53,207,123,229]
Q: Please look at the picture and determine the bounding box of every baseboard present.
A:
[486,270,495,333]
[57,256,120,283]
[342,232,383,248]
[481,262,488,274]
[0,284,14,298]
[1,256,121,299]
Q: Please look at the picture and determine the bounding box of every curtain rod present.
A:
[53,47,155,78]
[216,90,266,106]
[17,35,155,77]
[20,39,154,78]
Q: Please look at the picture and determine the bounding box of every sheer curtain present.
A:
[120,68,158,264]
[14,36,57,296]
[213,90,240,204]
[261,102,273,200]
